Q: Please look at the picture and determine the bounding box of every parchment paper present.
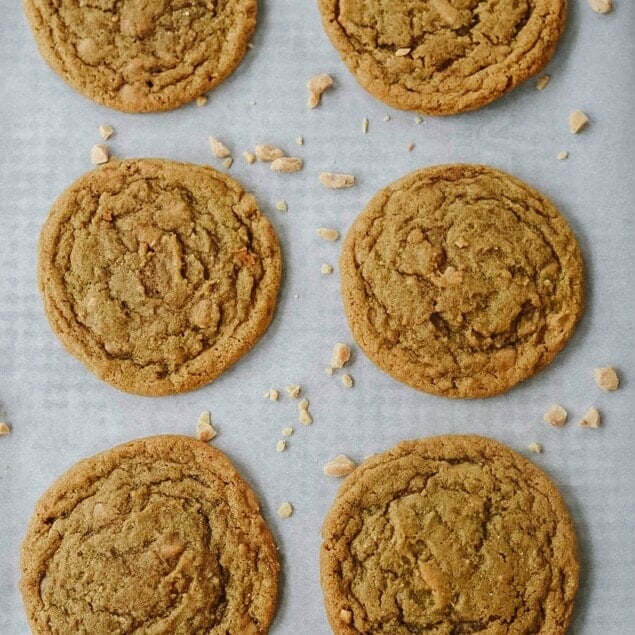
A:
[1,2,634,632]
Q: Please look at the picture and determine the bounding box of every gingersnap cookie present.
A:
[321,435,579,634]
[21,435,279,634]
[341,164,584,398]
[318,0,567,115]
[23,0,256,112]
[38,159,281,396]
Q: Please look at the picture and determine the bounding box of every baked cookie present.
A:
[318,0,567,115]
[340,164,584,398]
[321,435,579,634]
[38,159,281,396]
[23,0,256,112]
[21,435,279,634]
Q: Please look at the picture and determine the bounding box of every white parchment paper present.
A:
[1,2,634,633]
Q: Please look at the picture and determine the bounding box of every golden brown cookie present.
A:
[21,435,279,634]
[321,435,579,634]
[23,0,256,112]
[340,164,584,398]
[318,0,567,115]
[38,159,281,396]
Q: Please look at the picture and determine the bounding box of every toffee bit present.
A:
[254,144,285,162]
[319,172,355,189]
[317,227,339,242]
[331,343,351,369]
[91,144,109,165]
[569,110,589,134]
[543,404,567,427]
[209,136,231,158]
[594,366,619,391]
[271,157,303,173]
[99,124,114,140]
[277,501,293,518]
[579,406,601,428]
[306,73,334,108]
[323,454,357,477]
[536,75,550,91]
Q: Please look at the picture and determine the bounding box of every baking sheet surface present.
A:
[1,2,634,633]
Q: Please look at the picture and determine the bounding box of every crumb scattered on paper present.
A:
[543,404,568,427]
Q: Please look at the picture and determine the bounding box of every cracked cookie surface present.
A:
[318,0,567,115]
[340,164,584,398]
[38,159,281,396]
[321,435,579,634]
[23,0,256,112]
[20,435,279,634]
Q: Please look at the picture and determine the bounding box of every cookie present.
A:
[23,0,256,112]
[321,434,579,634]
[318,0,567,115]
[340,164,584,398]
[38,159,281,396]
[20,435,279,634]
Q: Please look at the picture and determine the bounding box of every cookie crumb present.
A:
[557,150,569,160]
[243,151,256,164]
[407,142,415,152]
[588,0,612,13]
[528,442,543,454]
[324,454,357,478]
[319,172,355,189]
[222,157,233,169]
[254,144,285,162]
[196,411,217,442]
[209,136,231,158]
[341,373,354,388]
[264,389,280,401]
[543,404,567,427]
[321,263,334,275]
[99,124,114,140]
[277,502,293,518]
[282,427,294,437]
[276,439,287,453]
[298,398,309,411]
[414,115,423,124]
[362,117,369,134]
[340,609,353,624]
[271,157,303,173]
[569,110,589,134]
[196,95,208,107]
[383,115,391,122]
[299,408,313,425]
[285,384,301,399]
[317,227,339,242]
[0,422,10,436]
[276,200,288,212]
[594,366,619,391]
[579,406,601,428]
[331,343,351,369]
[307,73,334,108]
[296,135,304,146]
[395,47,411,57]
[325,367,334,376]
[536,75,551,90]
[91,144,109,165]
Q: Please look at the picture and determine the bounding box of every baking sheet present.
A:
[1,2,634,633]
